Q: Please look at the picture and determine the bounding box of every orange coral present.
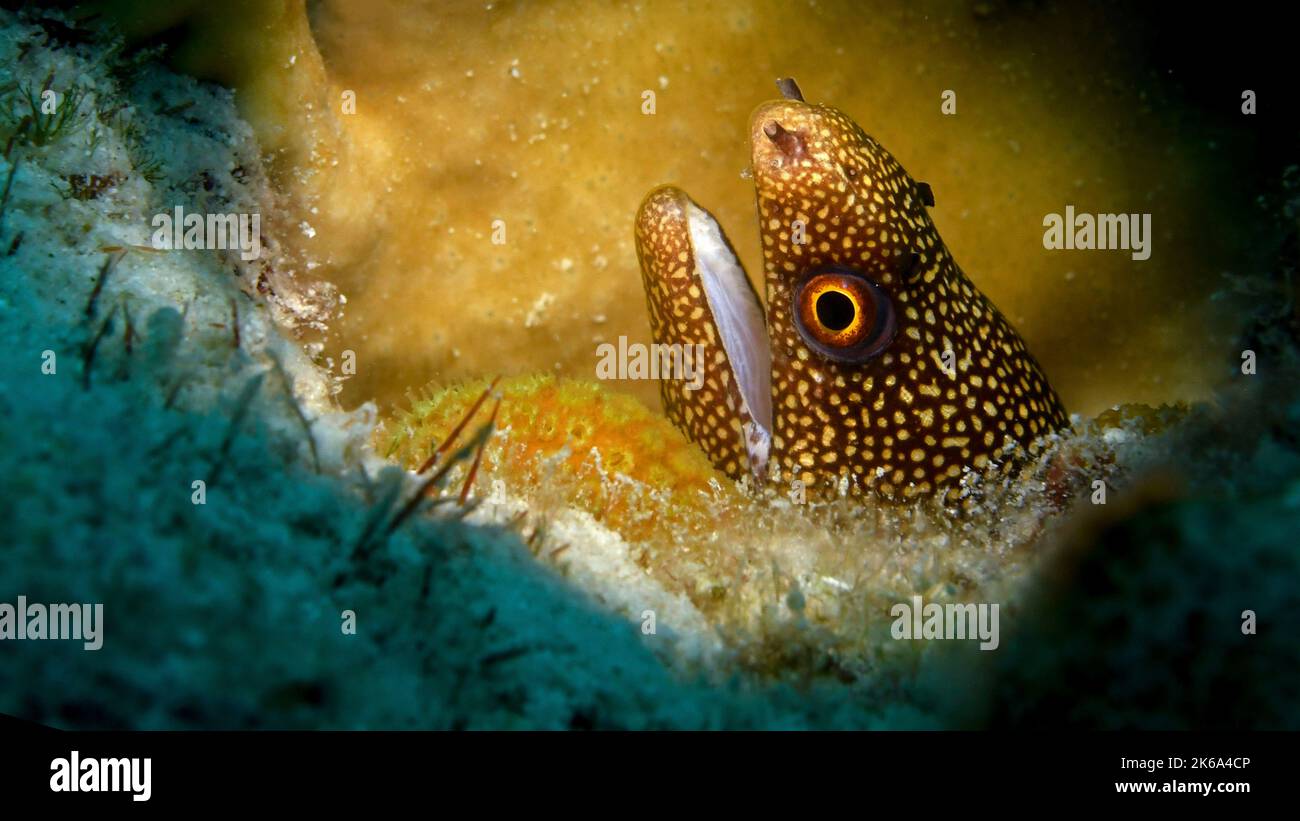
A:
[382,375,748,547]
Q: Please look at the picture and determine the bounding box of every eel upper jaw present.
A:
[683,202,773,479]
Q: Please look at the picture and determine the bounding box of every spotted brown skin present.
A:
[635,84,1068,503]
[634,186,769,481]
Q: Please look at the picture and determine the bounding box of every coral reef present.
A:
[384,375,744,543]
[86,0,1265,420]
[2,7,1297,731]
[988,384,1300,728]
[0,7,935,730]
[384,373,1123,685]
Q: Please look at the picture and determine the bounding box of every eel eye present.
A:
[792,266,897,363]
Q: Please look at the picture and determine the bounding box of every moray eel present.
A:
[634,79,1068,503]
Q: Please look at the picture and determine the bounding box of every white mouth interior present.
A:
[686,202,773,469]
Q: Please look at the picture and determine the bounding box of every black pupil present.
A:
[816,290,856,332]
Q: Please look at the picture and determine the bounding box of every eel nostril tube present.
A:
[763,120,806,160]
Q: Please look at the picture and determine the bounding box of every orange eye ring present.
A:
[792,266,896,363]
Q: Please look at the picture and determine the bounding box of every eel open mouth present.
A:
[684,201,773,476]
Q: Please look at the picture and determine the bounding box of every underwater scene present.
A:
[1,0,1298,744]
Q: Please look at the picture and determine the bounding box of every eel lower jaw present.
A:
[683,202,773,479]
